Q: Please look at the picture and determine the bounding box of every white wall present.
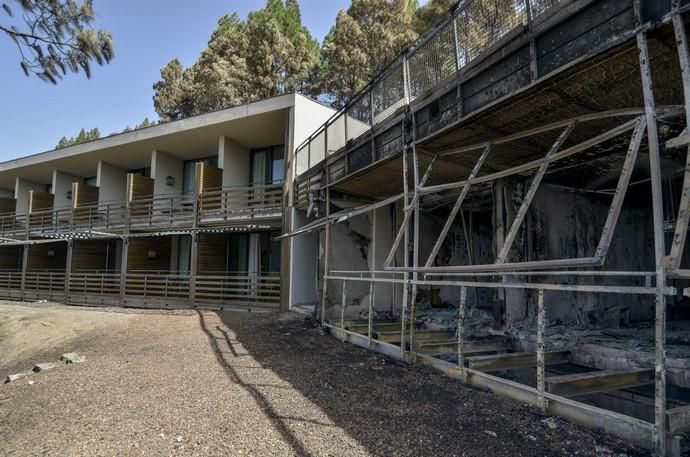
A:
[14,177,45,214]
[52,170,80,209]
[151,150,183,196]
[97,161,128,203]
[289,208,319,309]
[218,136,250,188]
[291,95,336,180]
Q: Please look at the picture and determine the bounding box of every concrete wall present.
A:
[218,136,250,188]
[289,209,319,309]
[14,177,46,214]
[97,161,128,203]
[291,95,336,181]
[52,170,80,209]
[151,150,183,196]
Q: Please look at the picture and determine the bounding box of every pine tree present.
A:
[317,0,418,107]
[1,0,113,83]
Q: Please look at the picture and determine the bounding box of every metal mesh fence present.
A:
[347,93,372,142]
[372,61,406,122]
[455,0,527,67]
[293,0,565,177]
[529,0,562,18]
[408,19,458,99]
[327,113,347,155]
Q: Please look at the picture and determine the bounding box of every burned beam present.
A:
[467,351,570,371]
[546,369,654,397]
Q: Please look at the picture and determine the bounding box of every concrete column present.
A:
[96,161,128,203]
[14,177,45,215]
[189,233,198,307]
[119,238,129,306]
[372,206,395,312]
[52,170,80,209]
[64,239,73,304]
[218,136,250,188]
[20,244,29,300]
[151,150,183,196]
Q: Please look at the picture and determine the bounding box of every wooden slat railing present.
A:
[199,184,283,223]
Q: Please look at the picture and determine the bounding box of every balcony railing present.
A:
[0,184,284,238]
[294,0,562,177]
[62,269,280,310]
[198,183,283,224]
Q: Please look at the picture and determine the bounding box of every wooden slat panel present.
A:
[127,237,171,271]
[26,242,67,271]
[198,163,222,193]
[0,246,22,270]
[74,184,99,207]
[198,233,226,274]
[72,240,110,270]
[128,175,154,200]
[29,191,53,212]
[0,197,16,214]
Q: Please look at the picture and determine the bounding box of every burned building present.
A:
[284,0,690,455]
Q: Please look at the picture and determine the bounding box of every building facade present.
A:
[0,93,333,312]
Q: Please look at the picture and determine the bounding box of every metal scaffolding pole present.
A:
[636,19,668,456]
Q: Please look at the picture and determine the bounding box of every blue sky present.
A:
[0,0,360,160]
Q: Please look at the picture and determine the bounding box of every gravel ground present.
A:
[0,305,649,456]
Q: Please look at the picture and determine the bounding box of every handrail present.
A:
[293,0,564,177]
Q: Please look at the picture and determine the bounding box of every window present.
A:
[84,176,97,187]
[183,156,218,198]
[250,145,284,186]
[129,167,151,178]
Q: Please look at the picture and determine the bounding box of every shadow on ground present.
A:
[197,310,648,457]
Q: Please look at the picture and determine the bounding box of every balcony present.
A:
[0,183,284,239]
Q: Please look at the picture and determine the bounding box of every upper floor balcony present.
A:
[0,180,284,240]
[292,0,678,207]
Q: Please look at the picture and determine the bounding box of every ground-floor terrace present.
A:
[0,301,648,456]
[0,229,282,311]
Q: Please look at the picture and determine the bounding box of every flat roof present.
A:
[0,93,304,189]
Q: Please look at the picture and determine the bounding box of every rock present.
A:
[542,417,558,430]
[33,362,60,372]
[27,380,34,385]
[176,436,183,443]
[5,373,27,384]
[484,430,497,438]
[61,352,86,364]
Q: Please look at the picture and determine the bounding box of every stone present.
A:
[484,430,497,438]
[33,362,60,372]
[60,352,86,364]
[5,373,27,383]
[542,417,558,430]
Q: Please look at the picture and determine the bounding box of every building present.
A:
[283,0,690,455]
[0,93,333,312]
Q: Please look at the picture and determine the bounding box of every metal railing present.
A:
[196,271,281,309]
[294,0,562,177]
[128,192,196,229]
[198,183,283,223]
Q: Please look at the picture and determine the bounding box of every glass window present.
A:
[130,167,151,178]
[227,233,249,272]
[177,236,191,274]
[250,145,285,186]
[84,176,97,187]
[183,156,218,198]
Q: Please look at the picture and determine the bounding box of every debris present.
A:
[27,380,34,385]
[542,417,558,430]
[5,373,27,384]
[176,436,183,443]
[60,352,86,364]
[33,362,60,372]
[484,430,497,438]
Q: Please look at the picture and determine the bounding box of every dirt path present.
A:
[0,304,648,456]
